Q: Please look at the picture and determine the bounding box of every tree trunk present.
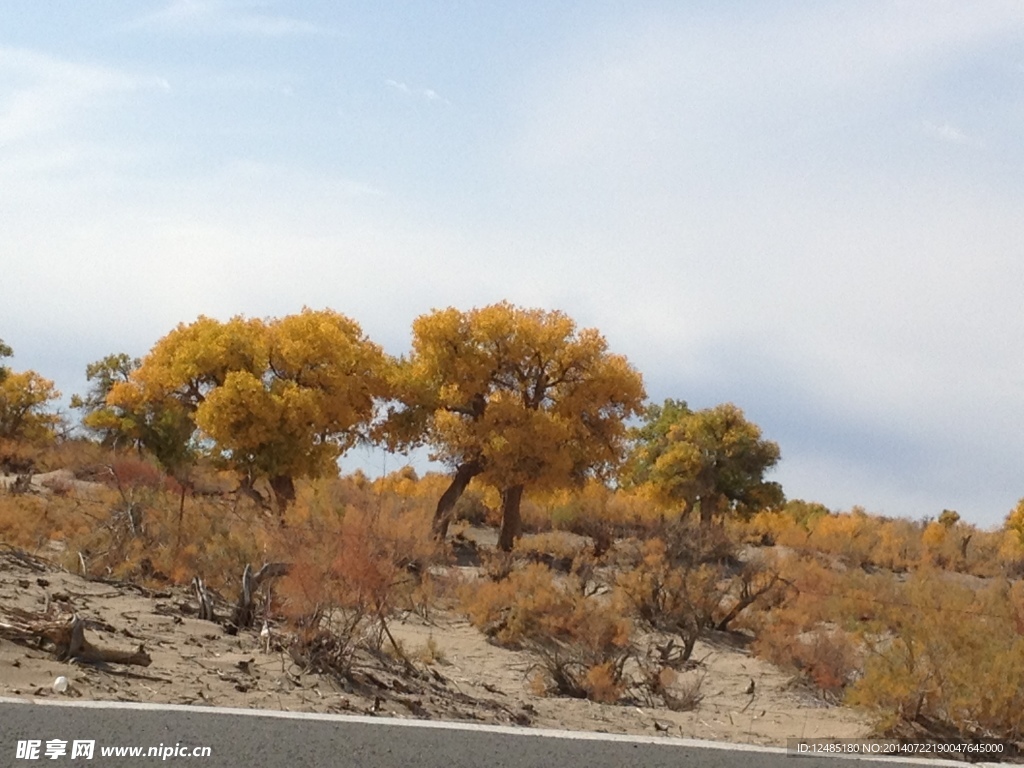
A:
[432,459,483,541]
[698,492,724,527]
[174,480,188,551]
[269,474,296,517]
[497,484,525,552]
[959,534,972,561]
[238,475,271,510]
[226,561,291,634]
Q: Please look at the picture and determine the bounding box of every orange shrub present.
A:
[461,562,633,701]
[755,618,859,698]
[0,438,45,474]
[848,572,1024,743]
[805,509,881,567]
[615,538,726,662]
[271,481,443,667]
[0,493,54,551]
[872,518,922,572]
[514,531,590,567]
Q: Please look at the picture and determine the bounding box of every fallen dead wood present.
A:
[0,543,51,573]
[85,575,170,599]
[0,607,151,667]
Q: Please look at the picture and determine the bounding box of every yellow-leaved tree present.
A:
[386,302,646,550]
[108,309,387,513]
[0,337,11,383]
[71,353,142,448]
[0,338,62,448]
[0,371,62,445]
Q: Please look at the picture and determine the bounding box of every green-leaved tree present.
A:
[625,400,784,525]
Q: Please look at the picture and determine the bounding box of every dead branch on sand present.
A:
[0,607,151,667]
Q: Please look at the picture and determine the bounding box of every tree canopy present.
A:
[107,309,387,512]
[71,353,142,447]
[625,399,784,525]
[0,338,12,384]
[0,370,62,444]
[389,302,646,549]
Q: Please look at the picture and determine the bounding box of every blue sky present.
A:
[2,1,1023,526]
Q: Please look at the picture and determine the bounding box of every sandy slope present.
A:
[0,543,872,747]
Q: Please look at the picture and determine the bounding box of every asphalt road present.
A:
[0,698,983,768]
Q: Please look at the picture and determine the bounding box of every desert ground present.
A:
[0,534,872,748]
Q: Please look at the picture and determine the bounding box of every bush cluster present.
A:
[5,447,1024,749]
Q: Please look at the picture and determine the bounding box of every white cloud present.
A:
[128,0,330,37]
[488,1,1024,524]
[510,1,1024,171]
[386,79,450,105]
[0,48,156,145]
[922,120,973,144]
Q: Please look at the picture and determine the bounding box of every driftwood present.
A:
[226,562,291,634]
[192,576,216,622]
[0,608,151,667]
[0,543,50,572]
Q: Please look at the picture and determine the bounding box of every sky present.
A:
[2,1,1023,527]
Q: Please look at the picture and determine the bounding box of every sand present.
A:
[0,543,872,746]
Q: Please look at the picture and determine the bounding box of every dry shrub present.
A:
[848,572,1024,744]
[872,518,923,573]
[581,661,624,703]
[637,660,706,711]
[0,493,61,551]
[525,482,611,533]
[0,438,45,474]
[744,554,896,699]
[106,456,170,492]
[749,547,1024,743]
[744,504,1012,579]
[368,470,500,527]
[919,521,1003,578]
[961,527,1008,578]
[800,629,861,694]
[480,548,515,581]
[738,509,801,547]
[779,507,1008,579]
[714,554,787,631]
[34,438,111,478]
[528,481,666,539]
[805,509,882,568]
[616,537,730,663]
[413,635,447,665]
[514,531,589,571]
[753,552,894,629]
[999,530,1024,579]
[0,453,271,588]
[103,493,265,587]
[461,562,633,701]
[658,517,739,568]
[274,488,442,674]
[405,568,456,620]
[755,620,859,698]
[451,487,491,526]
